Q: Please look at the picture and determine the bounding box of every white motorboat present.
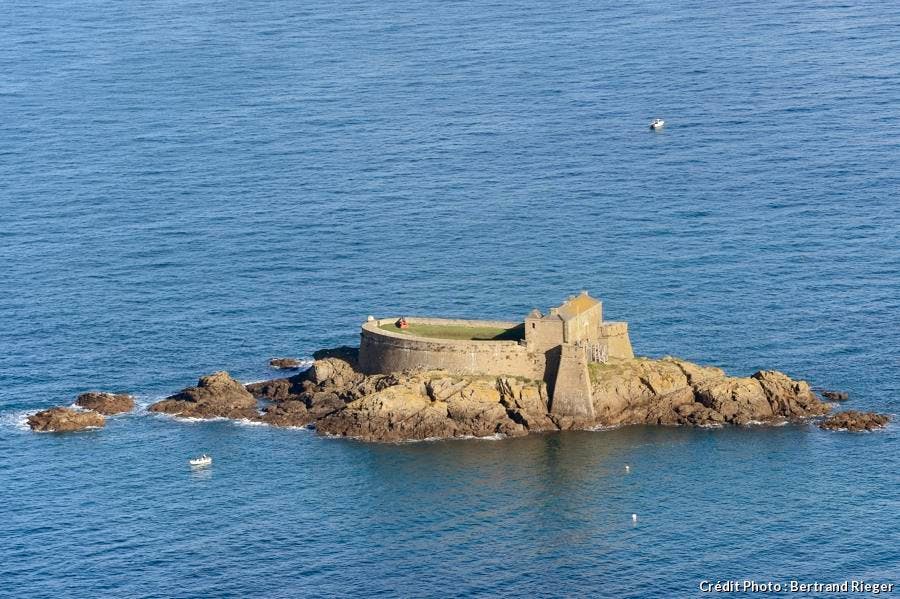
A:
[189,454,212,467]
[650,118,665,130]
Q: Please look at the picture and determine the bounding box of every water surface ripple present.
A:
[1,0,899,596]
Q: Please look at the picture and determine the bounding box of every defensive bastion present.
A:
[359,292,634,419]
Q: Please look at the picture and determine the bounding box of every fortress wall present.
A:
[599,322,634,360]
[400,317,522,329]
[564,302,603,344]
[525,316,564,353]
[551,344,595,419]
[360,319,540,379]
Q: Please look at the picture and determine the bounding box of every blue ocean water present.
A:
[2,0,899,596]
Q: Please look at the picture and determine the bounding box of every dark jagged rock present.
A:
[75,392,135,415]
[268,358,305,370]
[247,354,380,426]
[819,411,890,432]
[260,400,312,427]
[246,372,310,402]
[149,371,258,420]
[28,407,104,432]
[821,390,849,402]
[312,346,359,366]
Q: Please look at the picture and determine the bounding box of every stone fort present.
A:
[359,291,633,419]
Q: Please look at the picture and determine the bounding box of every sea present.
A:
[1,0,899,596]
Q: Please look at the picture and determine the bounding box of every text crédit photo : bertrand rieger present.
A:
[699,580,895,594]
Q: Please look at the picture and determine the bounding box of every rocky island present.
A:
[75,392,135,415]
[28,292,890,437]
[26,391,135,432]
[147,292,887,440]
[28,407,106,432]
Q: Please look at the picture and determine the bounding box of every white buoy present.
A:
[632,513,638,523]
[367,315,375,322]
[625,464,630,473]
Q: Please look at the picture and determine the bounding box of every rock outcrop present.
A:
[316,374,544,442]
[149,372,258,420]
[246,372,309,403]
[246,354,834,440]
[148,352,834,441]
[28,407,105,432]
[260,400,311,427]
[310,358,829,440]
[589,358,828,427]
[248,353,388,422]
[269,358,305,370]
[75,392,135,415]
[820,390,849,402]
[819,411,890,432]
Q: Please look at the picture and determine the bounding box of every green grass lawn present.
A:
[379,322,524,341]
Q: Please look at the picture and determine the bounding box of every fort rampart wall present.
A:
[359,318,541,379]
[599,322,635,360]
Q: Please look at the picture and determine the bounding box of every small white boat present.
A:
[649,118,665,130]
[189,454,212,467]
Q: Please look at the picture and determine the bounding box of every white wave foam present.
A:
[467,432,506,441]
[589,423,623,431]
[0,409,106,434]
[29,425,103,434]
[150,412,231,424]
[268,359,314,370]
[61,401,136,418]
[150,413,283,428]
[242,360,315,385]
[743,419,791,427]
[385,432,508,443]
[133,395,160,412]
[283,423,315,431]
[0,410,32,432]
